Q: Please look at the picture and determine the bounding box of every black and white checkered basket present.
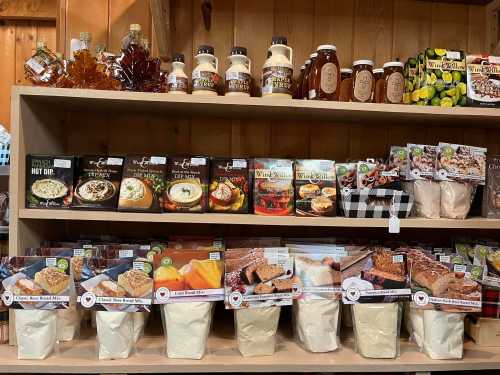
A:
[340,188,414,218]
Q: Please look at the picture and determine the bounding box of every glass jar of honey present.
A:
[373,68,384,103]
[383,61,405,104]
[339,68,353,102]
[352,60,374,103]
[309,45,340,101]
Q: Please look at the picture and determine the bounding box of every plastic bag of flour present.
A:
[96,311,134,360]
[57,304,82,342]
[235,306,280,357]
[413,180,441,219]
[352,303,401,359]
[162,302,213,359]
[422,310,464,359]
[440,181,473,219]
[407,304,424,348]
[16,309,57,359]
[293,299,340,352]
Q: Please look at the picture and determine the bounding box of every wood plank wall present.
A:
[0,20,56,130]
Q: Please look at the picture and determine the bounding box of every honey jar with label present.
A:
[352,60,374,103]
[309,45,340,101]
[339,68,353,102]
[383,62,405,104]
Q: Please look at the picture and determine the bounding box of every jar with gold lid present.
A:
[352,60,374,103]
[383,61,405,104]
[309,44,340,101]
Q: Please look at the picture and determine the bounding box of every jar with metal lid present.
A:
[192,45,220,96]
[383,61,405,104]
[339,68,353,102]
[303,53,317,99]
[352,60,374,103]
[309,44,340,101]
[373,68,384,103]
[225,46,251,97]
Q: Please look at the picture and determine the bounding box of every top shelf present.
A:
[14,86,500,127]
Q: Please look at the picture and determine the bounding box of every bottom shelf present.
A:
[1,332,499,373]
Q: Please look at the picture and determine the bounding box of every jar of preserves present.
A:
[373,68,384,103]
[383,61,405,104]
[192,45,220,96]
[303,53,317,99]
[262,36,293,99]
[339,68,353,102]
[352,60,374,103]
[225,46,251,96]
[309,45,340,101]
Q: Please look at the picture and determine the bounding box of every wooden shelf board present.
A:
[13,86,500,127]
[17,209,500,229]
[0,333,498,373]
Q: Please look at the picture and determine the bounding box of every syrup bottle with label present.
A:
[225,47,252,96]
[192,45,220,96]
[24,41,62,86]
[167,53,188,94]
[262,36,293,99]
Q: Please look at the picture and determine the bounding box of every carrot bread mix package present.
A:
[253,159,294,216]
[209,158,249,213]
[26,155,76,209]
[0,256,72,359]
[164,156,209,213]
[153,250,224,359]
[118,155,166,213]
[295,159,336,217]
[288,243,345,353]
[225,247,293,357]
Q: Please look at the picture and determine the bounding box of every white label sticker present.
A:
[150,156,166,165]
[190,157,206,166]
[133,261,145,270]
[46,258,57,267]
[83,244,93,249]
[167,74,177,84]
[439,255,451,263]
[26,58,45,75]
[192,70,201,79]
[308,89,316,99]
[226,71,240,80]
[389,216,400,234]
[73,249,85,257]
[209,252,221,260]
[454,264,467,273]
[54,159,71,168]
[489,56,500,64]
[139,245,151,250]
[107,157,123,166]
[119,249,134,258]
[392,255,404,263]
[446,51,461,60]
[232,159,247,168]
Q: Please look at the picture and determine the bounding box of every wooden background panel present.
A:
[0,21,16,129]
[430,2,469,50]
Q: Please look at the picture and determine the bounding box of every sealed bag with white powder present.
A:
[235,306,281,357]
[57,304,82,342]
[352,303,401,359]
[413,180,441,218]
[96,311,134,360]
[440,181,474,219]
[162,302,213,359]
[16,309,57,359]
[293,299,340,352]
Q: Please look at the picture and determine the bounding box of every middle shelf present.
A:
[18,209,500,229]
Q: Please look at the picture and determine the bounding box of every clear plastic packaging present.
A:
[96,311,134,360]
[162,302,213,359]
[235,306,280,357]
[440,181,473,219]
[57,304,82,342]
[413,180,441,218]
[16,309,57,359]
[352,303,401,359]
[293,299,340,352]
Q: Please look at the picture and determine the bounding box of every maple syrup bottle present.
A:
[192,45,220,96]
[167,53,188,94]
[24,41,61,86]
[122,24,143,50]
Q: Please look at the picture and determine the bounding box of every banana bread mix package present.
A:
[466,54,500,107]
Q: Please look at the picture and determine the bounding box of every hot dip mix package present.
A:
[295,159,336,217]
[26,155,76,209]
[253,159,294,216]
[164,156,209,213]
[209,158,249,213]
[118,155,166,213]
[72,156,124,210]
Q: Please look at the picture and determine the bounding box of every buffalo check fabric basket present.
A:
[340,188,413,218]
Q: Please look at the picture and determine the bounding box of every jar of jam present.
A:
[373,68,384,103]
[309,45,340,101]
[352,60,374,103]
[383,61,405,104]
[339,68,353,102]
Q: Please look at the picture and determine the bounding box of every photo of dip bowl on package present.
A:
[75,179,116,203]
[167,179,203,209]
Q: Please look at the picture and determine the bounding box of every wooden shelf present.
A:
[13,86,500,127]
[18,209,500,229]
[0,333,499,373]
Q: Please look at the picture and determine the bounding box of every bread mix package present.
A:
[209,158,249,213]
[118,155,166,213]
[164,156,209,213]
[288,243,345,353]
[466,54,500,107]
[335,163,357,190]
[253,159,294,216]
[72,156,124,210]
[389,146,408,181]
[407,248,482,313]
[483,156,500,218]
[356,160,399,189]
[295,159,336,217]
[153,250,223,359]
[435,143,487,184]
[26,155,76,209]
[407,144,437,180]
[341,247,411,305]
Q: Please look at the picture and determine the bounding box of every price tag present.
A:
[191,157,206,166]
[167,75,177,84]
[446,51,461,60]
[107,157,123,166]
[83,244,93,249]
[119,249,134,258]
[454,264,467,273]
[440,255,451,263]
[308,89,316,99]
[392,255,404,263]
[389,215,400,234]
[232,159,247,168]
[73,249,85,257]
[54,159,71,168]
[209,252,221,260]
[46,258,57,267]
[133,262,145,270]
[140,245,151,250]
[150,156,166,165]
